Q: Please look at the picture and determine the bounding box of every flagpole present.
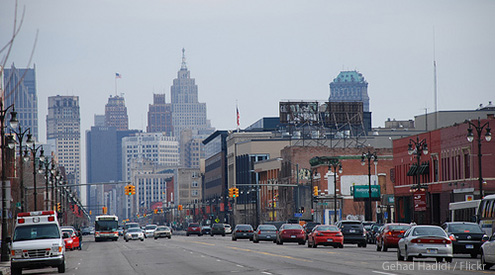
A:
[236,101,239,133]
[115,76,117,96]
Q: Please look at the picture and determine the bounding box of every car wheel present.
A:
[405,248,413,262]
[482,251,493,270]
[232,237,237,241]
[299,241,305,245]
[199,234,203,236]
[339,244,344,248]
[313,242,317,248]
[382,243,388,252]
[125,239,129,242]
[11,266,21,275]
[445,257,453,263]
[362,242,367,248]
[436,257,443,262]
[376,243,381,251]
[397,247,404,261]
[141,238,144,241]
[254,239,259,243]
[154,237,157,240]
[222,233,225,236]
[471,253,478,259]
[58,259,66,273]
[186,233,189,236]
[307,240,312,247]
[168,236,171,239]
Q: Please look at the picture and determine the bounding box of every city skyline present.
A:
[1,0,494,144]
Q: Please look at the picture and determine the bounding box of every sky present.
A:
[1,0,494,144]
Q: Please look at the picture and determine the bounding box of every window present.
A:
[191,181,198,187]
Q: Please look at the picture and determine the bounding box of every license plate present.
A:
[291,235,296,238]
[427,249,438,254]
[466,244,474,249]
[242,233,247,236]
[327,239,333,242]
[349,230,356,233]
[266,235,271,238]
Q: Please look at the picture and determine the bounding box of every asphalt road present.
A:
[18,234,490,275]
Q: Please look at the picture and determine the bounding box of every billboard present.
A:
[352,185,381,201]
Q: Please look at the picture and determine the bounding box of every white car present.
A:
[144,224,157,238]
[481,233,495,270]
[125,228,145,242]
[224,224,232,234]
[397,225,453,262]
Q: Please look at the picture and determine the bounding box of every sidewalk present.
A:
[0,261,9,275]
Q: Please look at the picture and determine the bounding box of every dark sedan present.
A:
[275,224,306,245]
[232,224,254,241]
[442,222,488,258]
[252,224,278,243]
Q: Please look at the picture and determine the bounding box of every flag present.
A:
[236,106,240,127]
[115,72,122,79]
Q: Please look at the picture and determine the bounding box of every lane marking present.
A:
[261,272,272,275]
[227,246,312,263]
[188,240,215,246]
[236,264,244,268]
[373,271,397,275]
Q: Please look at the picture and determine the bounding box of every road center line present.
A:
[373,271,398,275]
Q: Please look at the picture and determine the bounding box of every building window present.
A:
[191,181,198,187]
[191,190,199,197]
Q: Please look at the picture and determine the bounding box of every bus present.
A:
[95,215,119,242]
[476,195,495,236]
[449,199,480,222]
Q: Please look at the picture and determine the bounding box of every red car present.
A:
[275,224,306,245]
[186,223,202,236]
[62,230,80,250]
[307,225,344,248]
[376,223,410,252]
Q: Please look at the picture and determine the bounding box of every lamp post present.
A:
[0,101,18,262]
[39,154,56,211]
[466,118,491,199]
[361,150,377,222]
[328,158,342,224]
[25,134,45,211]
[10,119,30,212]
[408,136,429,223]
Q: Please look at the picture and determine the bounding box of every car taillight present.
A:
[48,216,55,222]
[449,234,456,241]
[18,218,25,224]
[387,231,392,236]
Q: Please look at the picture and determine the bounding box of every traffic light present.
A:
[228,188,234,198]
[57,202,61,212]
[178,205,183,211]
[125,185,132,195]
[301,206,305,213]
[130,185,136,195]
[313,185,318,196]
[102,206,107,214]
[233,188,239,198]
[154,209,158,214]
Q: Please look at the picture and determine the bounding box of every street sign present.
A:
[294,213,303,218]
[413,190,427,211]
[352,185,381,201]
[215,218,220,223]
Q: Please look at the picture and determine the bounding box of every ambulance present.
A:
[10,211,65,274]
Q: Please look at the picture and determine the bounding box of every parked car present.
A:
[336,220,367,247]
[481,233,495,270]
[303,222,321,238]
[307,225,344,248]
[376,223,410,251]
[397,225,453,262]
[232,224,254,241]
[62,231,76,250]
[211,223,226,236]
[224,224,232,234]
[275,224,306,245]
[442,222,488,258]
[144,224,158,238]
[186,223,202,236]
[154,226,172,239]
[61,226,80,251]
[201,225,212,235]
[252,224,277,243]
[124,228,145,242]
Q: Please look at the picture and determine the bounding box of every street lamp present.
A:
[466,118,491,199]
[328,158,342,224]
[0,101,18,262]
[39,154,57,210]
[408,136,429,223]
[25,133,44,211]
[361,150,377,222]
[9,118,30,212]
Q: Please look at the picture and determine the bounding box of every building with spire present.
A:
[105,95,129,130]
[329,71,370,112]
[170,48,214,139]
[147,94,173,135]
[3,64,39,140]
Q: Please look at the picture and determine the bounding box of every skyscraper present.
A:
[329,71,370,112]
[170,49,214,138]
[3,64,38,139]
[105,95,129,130]
[147,94,173,135]
[46,96,81,196]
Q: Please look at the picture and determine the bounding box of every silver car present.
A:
[397,225,453,262]
[154,226,172,239]
[144,224,157,238]
[224,224,232,234]
[252,224,277,243]
[125,228,145,242]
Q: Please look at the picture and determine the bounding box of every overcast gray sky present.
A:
[2,0,494,143]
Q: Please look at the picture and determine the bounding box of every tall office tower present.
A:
[329,71,370,112]
[3,64,38,139]
[147,93,173,135]
[105,95,129,130]
[170,49,214,138]
[46,96,81,196]
[180,129,203,168]
[329,70,372,133]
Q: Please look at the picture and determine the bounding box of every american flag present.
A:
[115,72,122,78]
[236,107,240,127]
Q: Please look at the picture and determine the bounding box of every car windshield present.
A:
[283,225,302,230]
[388,225,410,231]
[412,227,447,237]
[258,225,277,230]
[62,232,71,238]
[316,225,339,231]
[156,227,168,231]
[236,225,252,230]
[125,223,139,230]
[14,224,60,241]
[189,224,199,227]
[342,223,362,229]
[128,228,141,233]
[145,225,157,230]
[449,224,483,233]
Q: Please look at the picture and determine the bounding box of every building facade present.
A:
[105,95,129,130]
[3,64,39,140]
[147,93,173,135]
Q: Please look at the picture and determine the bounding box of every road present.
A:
[20,234,490,275]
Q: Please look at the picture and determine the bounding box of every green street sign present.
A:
[351,185,381,201]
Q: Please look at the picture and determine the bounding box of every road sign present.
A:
[351,185,381,201]
[215,218,220,223]
[294,213,303,218]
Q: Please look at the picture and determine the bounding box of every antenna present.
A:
[433,27,438,130]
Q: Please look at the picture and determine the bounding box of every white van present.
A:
[10,211,65,274]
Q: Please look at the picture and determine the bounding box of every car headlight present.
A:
[11,249,23,257]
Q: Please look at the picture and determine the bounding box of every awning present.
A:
[407,162,429,176]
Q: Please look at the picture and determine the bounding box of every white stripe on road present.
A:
[261,272,272,275]
[373,271,397,275]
